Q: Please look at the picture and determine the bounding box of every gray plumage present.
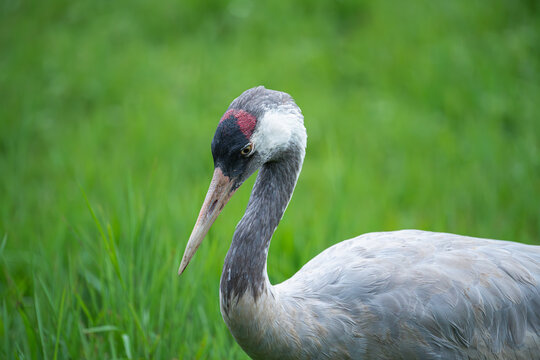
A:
[180,86,540,360]
[268,230,540,359]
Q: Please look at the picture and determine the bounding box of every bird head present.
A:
[178,86,306,275]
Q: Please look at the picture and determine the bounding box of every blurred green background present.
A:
[1,0,539,358]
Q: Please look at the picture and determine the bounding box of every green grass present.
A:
[1,0,539,358]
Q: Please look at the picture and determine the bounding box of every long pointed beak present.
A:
[178,168,236,275]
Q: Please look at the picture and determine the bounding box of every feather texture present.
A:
[224,231,540,359]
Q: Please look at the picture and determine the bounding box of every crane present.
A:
[179,86,540,359]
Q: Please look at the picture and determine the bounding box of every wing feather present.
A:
[276,230,540,358]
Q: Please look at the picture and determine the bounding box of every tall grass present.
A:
[1,0,539,358]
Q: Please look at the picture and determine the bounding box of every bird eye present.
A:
[240,143,254,156]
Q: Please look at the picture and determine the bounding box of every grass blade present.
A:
[122,334,132,360]
[108,332,117,359]
[129,303,149,348]
[34,286,48,360]
[82,325,119,334]
[53,288,67,360]
[0,234,7,258]
[74,292,94,326]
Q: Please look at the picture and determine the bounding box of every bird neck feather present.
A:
[220,143,304,312]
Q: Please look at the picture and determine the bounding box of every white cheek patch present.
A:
[251,107,306,161]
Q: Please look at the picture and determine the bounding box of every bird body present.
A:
[224,230,540,360]
[179,87,540,359]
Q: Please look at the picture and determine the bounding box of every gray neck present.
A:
[220,145,304,310]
